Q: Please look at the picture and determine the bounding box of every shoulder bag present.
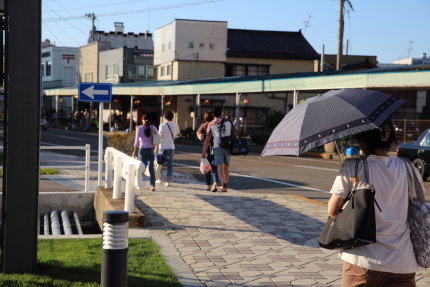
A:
[218,119,233,148]
[152,127,161,146]
[403,159,430,268]
[318,157,382,250]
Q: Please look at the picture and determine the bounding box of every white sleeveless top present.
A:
[330,155,421,273]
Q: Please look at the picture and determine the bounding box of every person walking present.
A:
[156,111,180,187]
[201,106,238,192]
[197,111,219,192]
[327,119,423,287]
[132,114,158,192]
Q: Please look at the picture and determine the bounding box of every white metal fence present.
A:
[1,144,91,192]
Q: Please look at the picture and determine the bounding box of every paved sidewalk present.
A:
[42,151,430,287]
[136,176,430,287]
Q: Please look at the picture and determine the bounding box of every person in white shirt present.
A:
[201,107,238,192]
[328,119,423,286]
[156,111,180,186]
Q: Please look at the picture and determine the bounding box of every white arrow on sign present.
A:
[82,85,109,99]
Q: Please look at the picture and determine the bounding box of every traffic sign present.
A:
[78,82,112,102]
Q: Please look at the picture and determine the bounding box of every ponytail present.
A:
[143,114,151,137]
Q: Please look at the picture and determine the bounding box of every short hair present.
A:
[204,111,214,123]
[213,106,222,117]
[164,110,173,121]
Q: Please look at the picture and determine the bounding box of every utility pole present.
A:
[336,0,345,70]
[336,0,353,70]
[85,13,96,43]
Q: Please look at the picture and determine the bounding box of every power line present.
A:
[50,0,153,12]
[43,0,224,23]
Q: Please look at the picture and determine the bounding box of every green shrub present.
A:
[105,131,135,154]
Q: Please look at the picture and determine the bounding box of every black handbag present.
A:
[230,138,249,155]
[318,157,382,250]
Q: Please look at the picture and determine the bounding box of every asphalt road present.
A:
[40,128,430,204]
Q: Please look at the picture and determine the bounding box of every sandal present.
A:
[210,186,218,192]
[221,183,228,192]
[150,187,156,192]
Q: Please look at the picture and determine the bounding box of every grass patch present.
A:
[0,168,60,175]
[39,168,60,175]
[0,238,181,287]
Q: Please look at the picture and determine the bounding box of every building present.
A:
[41,45,79,88]
[99,47,156,84]
[41,44,80,120]
[79,23,155,83]
[393,53,430,65]
[154,19,228,81]
[154,19,320,130]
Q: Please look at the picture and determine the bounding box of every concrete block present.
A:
[94,186,145,229]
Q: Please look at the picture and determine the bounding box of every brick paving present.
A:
[135,175,430,287]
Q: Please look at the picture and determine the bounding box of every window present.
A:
[188,42,194,49]
[106,64,119,77]
[168,42,171,50]
[160,66,165,77]
[233,65,246,76]
[137,65,145,76]
[166,64,171,76]
[162,44,165,52]
[85,73,93,82]
[225,64,270,77]
[147,66,155,77]
[41,64,44,77]
[224,107,268,125]
[46,61,51,76]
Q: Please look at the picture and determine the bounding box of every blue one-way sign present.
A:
[78,82,112,102]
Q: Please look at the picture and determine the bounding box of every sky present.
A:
[42,0,430,64]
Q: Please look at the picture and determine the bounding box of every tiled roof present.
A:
[227,29,319,60]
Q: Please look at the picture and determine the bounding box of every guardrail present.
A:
[1,145,91,192]
[40,145,91,192]
[104,147,145,212]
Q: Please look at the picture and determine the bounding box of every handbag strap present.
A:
[402,158,426,203]
[166,122,174,140]
[352,157,382,212]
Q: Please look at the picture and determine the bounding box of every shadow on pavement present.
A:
[196,194,324,246]
[136,193,325,247]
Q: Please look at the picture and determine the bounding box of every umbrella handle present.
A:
[334,141,343,163]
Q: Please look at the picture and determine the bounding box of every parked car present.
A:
[40,118,47,130]
[397,128,430,180]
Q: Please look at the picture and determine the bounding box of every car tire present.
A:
[412,158,428,181]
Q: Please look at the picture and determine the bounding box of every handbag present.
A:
[156,151,167,165]
[152,130,161,146]
[230,138,249,155]
[403,159,430,268]
[318,157,382,250]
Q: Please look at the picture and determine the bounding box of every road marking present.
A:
[56,135,83,141]
[174,162,330,193]
[293,165,339,172]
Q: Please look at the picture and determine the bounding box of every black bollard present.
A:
[101,210,129,287]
